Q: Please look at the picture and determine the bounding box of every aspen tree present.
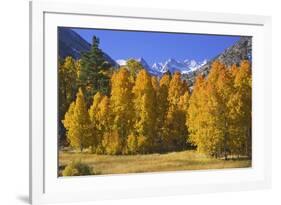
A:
[231,60,252,157]
[188,61,236,159]
[63,88,91,151]
[166,72,188,151]
[132,69,156,153]
[58,56,78,144]
[110,68,134,153]
[88,92,103,153]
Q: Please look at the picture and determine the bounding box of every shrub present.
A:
[62,160,92,176]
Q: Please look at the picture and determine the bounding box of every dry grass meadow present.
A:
[58,150,251,176]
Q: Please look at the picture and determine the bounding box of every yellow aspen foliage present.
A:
[102,131,122,155]
[126,59,145,78]
[58,56,78,142]
[206,61,234,159]
[158,74,170,121]
[178,90,190,140]
[151,74,171,152]
[62,102,75,139]
[88,92,104,153]
[89,92,103,122]
[188,60,248,159]
[94,95,112,154]
[126,134,147,154]
[168,72,187,111]
[160,74,170,87]
[59,56,78,104]
[188,75,206,149]
[190,74,228,157]
[230,64,239,78]
[63,88,91,151]
[207,82,228,157]
[61,57,251,158]
[126,134,138,154]
[166,72,188,151]
[132,69,156,153]
[151,76,159,92]
[110,68,134,153]
[178,91,190,112]
[230,60,252,157]
[96,96,111,133]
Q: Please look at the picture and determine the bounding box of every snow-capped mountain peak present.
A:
[151,58,207,75]
[151,63,163,72]
[182,59,207,72]
[116,59,127,66]
[116,57,207,76]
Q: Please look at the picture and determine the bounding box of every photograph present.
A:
[58,27,252,177]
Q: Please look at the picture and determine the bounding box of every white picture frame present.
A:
[30,0,272,204]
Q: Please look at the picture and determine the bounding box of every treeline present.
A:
[59,36,251,159]
[62,68,190,155]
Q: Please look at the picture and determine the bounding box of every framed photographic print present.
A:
[30,0,272,204]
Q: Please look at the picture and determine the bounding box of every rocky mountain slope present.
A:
[183,36,252,86]
[58,27,117,66]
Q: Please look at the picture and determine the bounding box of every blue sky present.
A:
[72,28,241,66]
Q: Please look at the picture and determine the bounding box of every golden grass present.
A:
[58,150,251,176]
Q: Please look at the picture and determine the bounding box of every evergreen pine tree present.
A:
[79,36,111,105]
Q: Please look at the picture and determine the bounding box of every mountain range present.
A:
[58,28,252,85]
[116,58,207,76]
[152,58,207,74]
